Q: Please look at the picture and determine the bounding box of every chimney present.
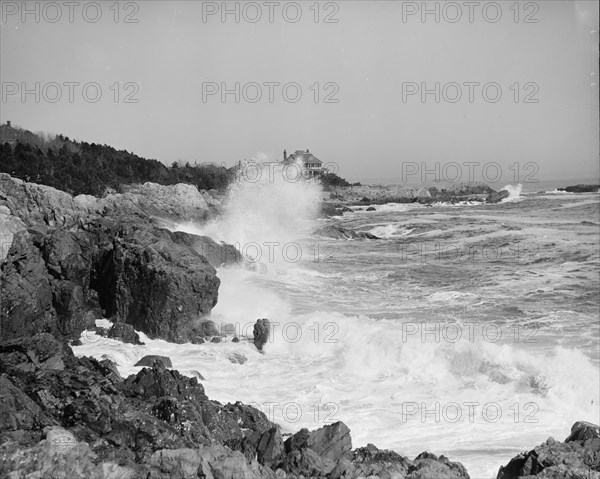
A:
[283,149,287,161]
[6,121,11,128]
[306,148,310,153]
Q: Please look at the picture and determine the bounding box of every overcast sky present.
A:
[1,0,598,184]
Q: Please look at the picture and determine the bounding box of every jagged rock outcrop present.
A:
[107,321,144,345]
[0,174,227,344]
[171,231,242,268]
[328,182,494,206]
[497,422,600,479]
[0,333,472,479]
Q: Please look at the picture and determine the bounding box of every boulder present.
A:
[135,355,173,368]
[487,190,510,204]
[366,206,376,211]
[91,226,220,344]
[350,443,411,478]
[253,319,271,351]
[108,322,144,345]
[307,421,352,462]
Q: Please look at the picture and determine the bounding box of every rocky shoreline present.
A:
[1,173,599,478]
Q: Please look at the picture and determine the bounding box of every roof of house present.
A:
[0,124,18,142]
[288,150,322,165]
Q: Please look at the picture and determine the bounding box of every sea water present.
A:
[73,170,600,478]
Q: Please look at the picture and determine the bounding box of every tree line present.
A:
[0,127,357,196]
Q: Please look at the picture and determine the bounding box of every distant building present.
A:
[282,148,327,177]
[0,121,18,146]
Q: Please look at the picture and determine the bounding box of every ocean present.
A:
[73,172,600,478]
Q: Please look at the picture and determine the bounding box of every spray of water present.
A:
[500,184,523,202]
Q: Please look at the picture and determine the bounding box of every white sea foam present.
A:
[500,184,523,202]
[72,175,600,479]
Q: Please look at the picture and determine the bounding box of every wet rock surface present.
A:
[0,333,473,479]
[486,189,511,204]
[253,318,271,351]
[560,184,600,193]
[1,174,224,344]
[328,182,494,207]
[497,422,600,479]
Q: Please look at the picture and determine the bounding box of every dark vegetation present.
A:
[0,126,229,196]
[0,124,356,196]
[320,172,361,188]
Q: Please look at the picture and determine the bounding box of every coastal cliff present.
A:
[1,173,598,478]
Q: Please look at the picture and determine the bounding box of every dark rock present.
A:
[232,336,240,343]
[107,322,144,345]
[366,206,376,211]
[565,421,600,442]
[564,184,600,193]
[92,229,220,344]
[210,337,221,343]
[409,451,470,478]
[497,422,600,479]
[307,421,352,462]
[198,320,219,337]
[0,232,56,340]
[1,174,223,345]
[319,202,343,218]
[351,443,411,478]
[277,422,352,477]
[98,358,122,382]
[487,190,510,204]
[0,333,474,479]
[134,355,172,368]
[256,427,284,465]
[171,231,242,268]
[253,318,270,351]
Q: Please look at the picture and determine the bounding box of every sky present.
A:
[1,0,598,185]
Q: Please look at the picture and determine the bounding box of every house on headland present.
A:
[282,149,327,177]
[0,121,18,146]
